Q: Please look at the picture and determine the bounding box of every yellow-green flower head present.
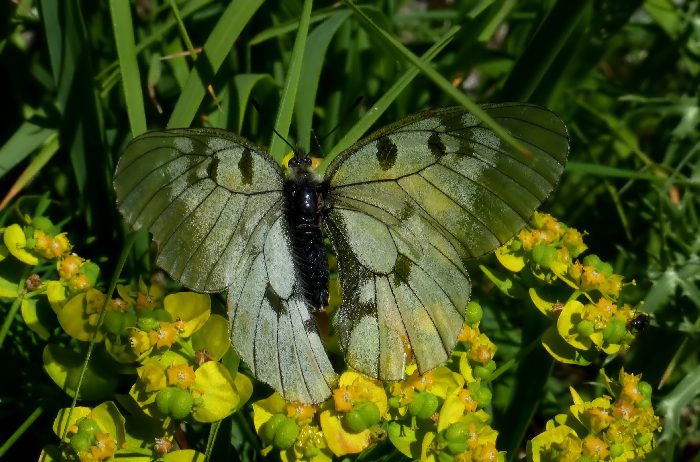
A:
[167,363,196,389]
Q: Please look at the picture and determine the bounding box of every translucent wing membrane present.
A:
[325,103,568,378]
[113,103,567,403]
[114,129,284,293]
[115,129,337,403]
[228,213,337,403]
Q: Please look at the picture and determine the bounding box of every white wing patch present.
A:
[324,104,567,379]
[228,213,337,404]
[114,129,285,293]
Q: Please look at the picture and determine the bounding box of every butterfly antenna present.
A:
[250,98,299,157]
[319,95,365,140]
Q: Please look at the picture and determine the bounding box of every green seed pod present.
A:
[76,418,100,439]
[576,319,595,337]
[408,392,439,419]
[638,381,652,399]
[344,401,381,432]
[156,387,177,415]
[70,432,93,453]
[261,414,287,444]
[273,418,300,449]
[468,382,492,408]
[137,316,161,332]
[634,433,652,447]
[444,422,469,443]
[532,244,557,268]
[602,318,626,344]
[168,388,194,419]
[465,301,483,325]
[609,443,625,457]
[344,409,367,433]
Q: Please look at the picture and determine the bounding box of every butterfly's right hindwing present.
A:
[227,212,337,403]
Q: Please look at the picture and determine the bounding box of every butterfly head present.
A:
[285,148,322,183]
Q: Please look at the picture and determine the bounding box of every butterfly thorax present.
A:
[283,152,330,310]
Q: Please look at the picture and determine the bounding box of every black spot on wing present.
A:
[239,148,254,185]
[428,132,446,158]
[392,254,413,287]
[207,156,219,184]
[376,137,398,171]
[265,284,286,315]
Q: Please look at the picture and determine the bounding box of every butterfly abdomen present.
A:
[283,163,330,310]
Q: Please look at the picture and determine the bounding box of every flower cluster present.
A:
[493,212,646,365]
[528,370,661,461]
[253,301,505,462]
[1,216,251,461]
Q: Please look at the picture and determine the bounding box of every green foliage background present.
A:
[1,0,699,460]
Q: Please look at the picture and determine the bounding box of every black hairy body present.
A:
[283,154,330,311]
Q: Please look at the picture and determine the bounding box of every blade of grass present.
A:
[110,0,147,136]
[500,0,588,102]
[249,8,337,45]
[167,0,264,129]
[0,120,56,180]
[269,0,314,161]
[168,0,198,63]
[344,0,525,156]
[295,9,351,152]
[233,74,275,133]
[0,133,60,210]
[321,25,459,169]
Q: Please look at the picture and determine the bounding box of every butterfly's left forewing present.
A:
[324,104,568,379]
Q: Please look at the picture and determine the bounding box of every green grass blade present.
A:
[0,133,60,209]
[295,9,351,152]
[0,120,56,180]
[233,74,275,133]
[499,0,588,102]
[167,0,264,129]
[344,0,524,155]
[110,0,147,136]
[269,0,314,161]
[323,25,459,167]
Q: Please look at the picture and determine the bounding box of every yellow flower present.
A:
[562,227,587,257]
[580,265,605,291]
[612,399,637,420]
[407,370,434,392]
[167,363,196,389]
[457,388,478,413]
[54,233,72,256]
[59,255,84,280]
[585,406,614,433]
[287,402,316,422]
[108,297,130,312]
[90,433,117,460]
[137,361,166,392]
[581,435,609,458]
[69,274,91,292]
[148,322,179,349]
[469,342,494,366]
[129,329,152,356]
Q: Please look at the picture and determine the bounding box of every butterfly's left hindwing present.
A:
[114,129,336,403]
[324,104,568,379]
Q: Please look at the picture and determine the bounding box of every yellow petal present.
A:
[4,224,39,265]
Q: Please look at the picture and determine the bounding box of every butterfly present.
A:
[114,103,568,404]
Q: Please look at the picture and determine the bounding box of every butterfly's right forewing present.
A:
[114,128,285,293]
[114,128,336,403]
